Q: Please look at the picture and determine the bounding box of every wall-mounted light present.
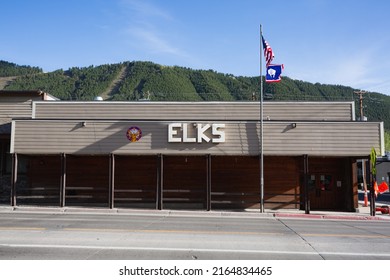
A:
[81,121,87,127]
[291,123,297,128]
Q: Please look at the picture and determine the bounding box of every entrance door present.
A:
[305,158,349,211]
[308,173,341,210]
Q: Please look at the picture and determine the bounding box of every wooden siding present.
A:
[15,155,61,206]
[264,122,383,156]
[33,101,355,121]
[10,154,358,210]
[114,155,157,208]
[0,101,32,119]
[65,156,109,206]
[11,120,382,157]
[163,156,207,209]
[211,156,260,209]
[0,91,45,124]
[264,156,300,209]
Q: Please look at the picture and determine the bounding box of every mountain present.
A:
[0,60,42,77]
[1,60,390,135]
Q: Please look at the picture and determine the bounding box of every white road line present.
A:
[1,243,390,257]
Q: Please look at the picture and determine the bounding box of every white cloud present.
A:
[120,0,173,21]
[330,52,371,86]
[288,44,390,95]
[128,27,186,57]
[330,48,390,95]
[119,0,189,59]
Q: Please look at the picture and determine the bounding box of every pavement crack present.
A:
[277,219,325,260]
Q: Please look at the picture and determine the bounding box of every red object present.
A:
[374,181,379,197]
[262,35,274,67]
[364,193,368,207]
[375,205,390,214]
[378,181,389,193]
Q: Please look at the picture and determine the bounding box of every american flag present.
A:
[262,35,274,67]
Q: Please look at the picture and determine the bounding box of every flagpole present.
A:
[259,24,264,213]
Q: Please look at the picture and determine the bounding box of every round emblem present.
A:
[126,126,142,142]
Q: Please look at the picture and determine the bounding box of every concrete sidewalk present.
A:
[0,202,389,221]
[269,201,390,221]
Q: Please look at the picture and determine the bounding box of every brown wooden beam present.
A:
[109,153,115,209]
[303,154,310,214]
[0,141,5,176]
[10,153,17,207]
[156,154,163,210]
[206,154,211,211]
[60,153,66,207]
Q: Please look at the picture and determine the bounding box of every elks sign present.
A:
[168,123,225,143]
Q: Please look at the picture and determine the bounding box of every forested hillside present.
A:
[0,60,42,77]
[2,60,390,136]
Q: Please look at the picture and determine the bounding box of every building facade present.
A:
[1,93,385,212]
[0,90,57,205]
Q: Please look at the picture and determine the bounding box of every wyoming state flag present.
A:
[266,64,284,83]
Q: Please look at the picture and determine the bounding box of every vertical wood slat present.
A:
[109,153,115,209]
[11,153,17,206]
[156,154,163,210]
[60,153,66,207]
[206,154,211,211]
[351,159,359,210]
[303,154,310,214]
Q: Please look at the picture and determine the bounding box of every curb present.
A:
[1,205,389,221]
[274,213,389,221]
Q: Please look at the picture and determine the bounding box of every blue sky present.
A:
[2,0,390,95]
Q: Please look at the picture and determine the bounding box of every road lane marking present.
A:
[1,226,389,239]
[62,228,390,239]
[1,243,390,258]
[0,243,318,255]
[0,227,46,231]
[302,233,390,239]
[63,228,284,236]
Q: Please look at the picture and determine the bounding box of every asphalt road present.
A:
[0,211,390,260]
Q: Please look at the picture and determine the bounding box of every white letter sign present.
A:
[197,123,211,143]
[182,123,196,143]
[168,123,225,143]
[212,124,225,143]
[168,123,182,142]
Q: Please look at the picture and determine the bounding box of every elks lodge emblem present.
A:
[126,126,142,142]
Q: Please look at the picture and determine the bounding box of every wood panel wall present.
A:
[11,155,352,211]
[65,155,109,206]
[211,156,300,209]
[114,155,157,208]
[17,155,61,206]
[163,156,207,209]
[264,156,300,209]
[12,120,383,157]
[34,101,355,121]
[211,156,260,209]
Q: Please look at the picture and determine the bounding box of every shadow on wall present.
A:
[74,121,257,155]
